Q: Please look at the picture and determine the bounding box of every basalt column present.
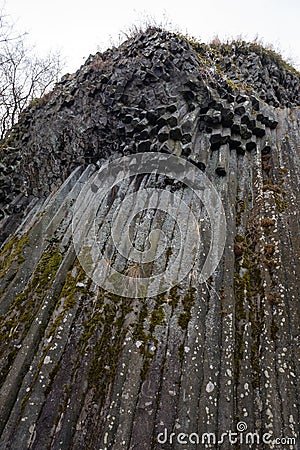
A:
[0,29,299,450]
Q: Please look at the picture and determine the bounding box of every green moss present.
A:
[246,42,300,77]
[46,258,94,337]
[0,349,17,388]
[0,128,19,150]
[214,39,299,77]
[181,33,300,100]
[79,246,95,274]
[178,343,184,363]
[168,286,180,311]
[234,218,265,390]
[177,312,190,330]
[132,294,168,381]
[5,245,62,317]
[60,260,91,308]
[274,193,287,213]
[262,184,283,194]
[29,97,42,108]
[177,287,196,330]
[0,234,29,280]
[79,290,107,347]
[149,305,165,332]
[63,384,72,396]
[140,357,151,381]
[261,218,275,228]
[270,317,279,341]
[20,390,31,411]
[236,199,246,228]
[132,301,149,344]
[278,167,288,176]
[28,92,52,109]
[0,244,63,387]
[234,270,248,383]
[21,342,52,411]
[87,298,129,396]
[77,286,133,402]
[35,249,63,294]
[48,362,60,385]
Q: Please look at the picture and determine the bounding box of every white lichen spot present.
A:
[206,381,214,393]
[289,415,295,424]
[44,356,51,365]
[104,433,108,445]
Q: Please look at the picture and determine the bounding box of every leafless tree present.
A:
[0,7,64,139]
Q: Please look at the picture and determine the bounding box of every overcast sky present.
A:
[5,0,300,74]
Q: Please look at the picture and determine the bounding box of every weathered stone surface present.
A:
[0,28,299,450]
[215,144,229,176]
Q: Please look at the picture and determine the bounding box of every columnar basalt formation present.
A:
[0,29,299,449]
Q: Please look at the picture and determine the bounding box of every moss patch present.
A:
[0,234,29,281]
[178,287,196,330]
[84,293,132,402]
[0,244,63,388]
[233,223,265,390]
[149,305,166,332]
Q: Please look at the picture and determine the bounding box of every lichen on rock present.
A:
[0,28,299,449]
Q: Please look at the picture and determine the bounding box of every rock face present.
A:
[0,28,299,449]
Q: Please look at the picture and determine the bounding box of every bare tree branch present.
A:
[0,8,64,139]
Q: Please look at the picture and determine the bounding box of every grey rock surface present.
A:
[0,28,299,449]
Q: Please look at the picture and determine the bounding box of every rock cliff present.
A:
[0,28,299,449]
